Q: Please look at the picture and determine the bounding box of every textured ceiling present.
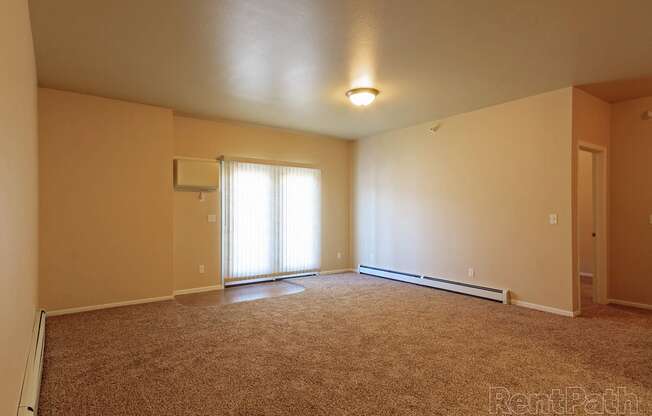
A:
[29,0,652,139]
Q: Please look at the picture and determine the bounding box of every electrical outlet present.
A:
[199,264,205,274]
[468,268,475,278]
[207,214,217,223]
[337,252,342,260]
[549,213,558,225]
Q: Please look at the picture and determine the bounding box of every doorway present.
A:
[221,159,322,286]
[576,142,608,312]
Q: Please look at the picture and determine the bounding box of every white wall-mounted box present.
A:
[173,158,219,191]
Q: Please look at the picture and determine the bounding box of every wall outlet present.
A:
[337,252,342,260]
[549,213,558,225]
[199,264,205,274]
[468,268,475,278]
[207,214,217,223]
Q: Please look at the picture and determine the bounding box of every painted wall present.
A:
[352,89,575,311]
[173,116,352,291]
[610,96,652,305]
[37,90,352,308]
[38,88,175,311]
[572,89,611,149]
[0,0,39,413]
[578,150,594,275]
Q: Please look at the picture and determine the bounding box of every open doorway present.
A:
[578,150,597,309]
[577,142,608,313]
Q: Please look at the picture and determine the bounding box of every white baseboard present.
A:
[18,310,46,416]
[47,295,174,317]
[319,268,355,275]
[511,299,578,317]
[579,272,594,278]
[173,285,222,296]
[608,298,652,311]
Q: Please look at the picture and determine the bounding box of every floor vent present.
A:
[18,310,46,416]
[358,265,509,303]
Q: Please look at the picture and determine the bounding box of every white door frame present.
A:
[576,142,608,309]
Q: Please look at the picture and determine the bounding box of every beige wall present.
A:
[173,116,352,291]
[38,88,175,311]
[572,89,611,149]
[352,88,575,311]
[578,151,594,275]
[610,96,652,305]
[37,90,352,307]
[34,82,650,317]
[0,0,39,413]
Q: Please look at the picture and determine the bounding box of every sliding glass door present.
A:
[221,160,321,283]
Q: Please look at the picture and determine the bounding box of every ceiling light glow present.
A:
[346,87,379,106]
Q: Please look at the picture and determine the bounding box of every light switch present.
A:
[549,214,558,225]
[207,214,217,223]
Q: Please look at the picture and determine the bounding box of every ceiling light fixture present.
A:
[346,87,380,106]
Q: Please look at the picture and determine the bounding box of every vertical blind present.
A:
[222,160,321,282]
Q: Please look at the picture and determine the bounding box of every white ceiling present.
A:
[29,0,652,139]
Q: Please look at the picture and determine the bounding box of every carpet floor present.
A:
[39,273,652,415]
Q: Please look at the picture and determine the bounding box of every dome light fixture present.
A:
[346,87,380,106]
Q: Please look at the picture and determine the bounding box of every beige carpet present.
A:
[39,273,651,415]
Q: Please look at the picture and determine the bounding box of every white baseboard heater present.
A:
[18,310,46,416]
[358,265,509,304]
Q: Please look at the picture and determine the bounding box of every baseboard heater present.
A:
[358,265,509,304]
[18,310,46,416]
[224,272,318,287]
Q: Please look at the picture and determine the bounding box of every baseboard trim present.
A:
[173,285,222,296]
[47,295,174,317]
[511,300,578,317]
[18,310,46,416]
[608,298,652,311]
[579,272,594,278]
[319,268,355,275]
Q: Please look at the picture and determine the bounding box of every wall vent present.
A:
[358,265,509,303]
